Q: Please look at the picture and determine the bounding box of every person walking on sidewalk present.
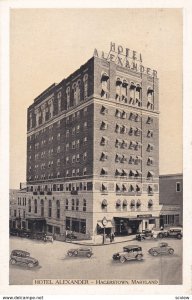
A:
[111,232,115,242]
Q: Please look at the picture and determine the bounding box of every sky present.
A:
[10,8,182,189]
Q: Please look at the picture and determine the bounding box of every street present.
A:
[9,236,182,285]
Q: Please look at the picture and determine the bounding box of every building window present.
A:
[34,199,37,214]
[72,141,76,149]
[147,157,153,166]
[66,143,69,151]
[100,152,108,161]
[83,152,87,161]
[76,199,79,211]
[57,92,62,112]
[100,121,108,130]
[56,200,60,219]
[66,170,69,177]
[72,199,75,211]
[57,133,60,140]
[57,159,60,166]
[129,82,136,104]
[100,136,108,146]
[116,77,122,101]
[176,182,181,192]
[83,137,87,145]
[147,87,154,110]
[40,199,44,217]
[65,199,69,210]
[28,199,31,213]
[115,109,121,118]
[147,143,154,152]
[83,74,88,100]
[76,168,80,176]
[83,199,86,212]
[66,117,70,125]
[147,130,153,138]
[83,167,87,176]
[57,146,60,153]
[66,156,69,164]
[135,85,142,107]
[101,72,109,98]
[76,140,80,149]
[100,168,108,176]
[48,200,52,217]
[76,154,80,162]
[100,105,108,115]
[72,155,76,163]
[72,169,76,177]
[66,87,70,110]
[76,125,80,133]
[122,80,128,102]
[72,127,75,135]
[101,183,108,193]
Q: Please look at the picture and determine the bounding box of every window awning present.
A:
[148,171,155,176]
[97,220,113,228]
[101,72,109,81]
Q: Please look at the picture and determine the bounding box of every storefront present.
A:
[114,215,157,235]
[26,217,46,232]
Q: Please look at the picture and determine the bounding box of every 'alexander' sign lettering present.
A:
[93,42,157,78]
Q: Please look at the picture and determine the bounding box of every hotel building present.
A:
[16,44,161,239]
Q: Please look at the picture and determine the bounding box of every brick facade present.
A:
[11,49,162,240]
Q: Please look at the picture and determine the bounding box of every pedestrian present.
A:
[110,233,112,243]
[111,232,115,242]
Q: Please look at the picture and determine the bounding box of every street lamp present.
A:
[102,217,108,244]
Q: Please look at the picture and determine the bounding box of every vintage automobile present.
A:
[148,242,174,256]
[157,228,182,239]
[112,245,143,263]
[67,247,93,258]
[136,229,153,241]
[10,249,39,268]
[66,232,77,240]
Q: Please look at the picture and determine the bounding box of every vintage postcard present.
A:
[0,1,192,297]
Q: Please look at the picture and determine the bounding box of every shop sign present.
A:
[137,214,152,218]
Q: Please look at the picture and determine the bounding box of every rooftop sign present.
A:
[93,42,157,78]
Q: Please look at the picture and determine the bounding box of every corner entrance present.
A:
[114,217,142,236]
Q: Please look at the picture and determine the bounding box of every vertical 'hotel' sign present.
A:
[93,42,157,77]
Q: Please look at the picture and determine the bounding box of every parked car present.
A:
[112,245,143,263]
[67,247,93,258]
[148,242,174,256]
[166,228,182,239]
[156,228,183,239]
[10,228,19,236]
[136,229,153,241]
[29,232,47,241]
[10,250,39,268]
[66,232,77,240]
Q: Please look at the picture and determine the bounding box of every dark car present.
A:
[10,228,19,236]
[113,245,143,263]
[67,247,93,258]
[136,229,153,241]
[10,250,39,268]
[18,229,31,238]
[66,232,77,240]
[30,232,47,240]
[148,242,174,256]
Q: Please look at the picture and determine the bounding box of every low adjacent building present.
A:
[159,173,183,228]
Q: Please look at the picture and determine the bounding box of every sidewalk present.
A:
[66,234,136,246]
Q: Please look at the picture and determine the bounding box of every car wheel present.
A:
[120,256,126,263]
[86,253,91,258]
[168,248,174,255]
[68,252,73,257]
[10,259,16,265]
[136,254,142,261]
[28,262,34,268]
[152,251,158,256]
[74,251,78,256]
[158,233,163,238]
[177,234,182,239]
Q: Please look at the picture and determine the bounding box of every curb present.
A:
[65,237,136,246]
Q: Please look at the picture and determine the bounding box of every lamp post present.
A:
[102,217,108,244]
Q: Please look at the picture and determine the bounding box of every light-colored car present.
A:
[10,250,39,268]
[113,245,143,263]
[148,242,174,256]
